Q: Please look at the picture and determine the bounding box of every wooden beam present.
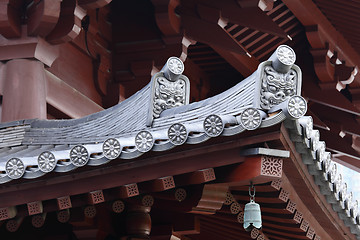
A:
[283,0,360,85]
[0,130,281,208]
[45,70,104,118]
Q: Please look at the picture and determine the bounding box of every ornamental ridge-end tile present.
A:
[240,108,262,130]
[103,138,121,160]
[38,151,56,173]
[70,145,89,167]
[135,131,154,152]
[204,114,224,137]
[168,123,188,145]
[6,158,25,179]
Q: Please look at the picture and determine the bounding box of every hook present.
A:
[249,182,256,200]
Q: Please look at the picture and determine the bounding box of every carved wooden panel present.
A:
[202,168,216,182]
[57,196,72,210]
[88,190,105,204]
[271,179,282,190]
[286,200,297,213]
[6,219,20,232]
[224,191,235,205]
[278,189,290,202]
[124,183,139,197]
[84,205,97,218]
[161,176,175,190]
[31,214,45,228]
[260,156,283,178]
[306,227,315,239]
[27,201,43,216]
[174,188,187,202]
[257,235,265,240]
[251,228,259,239]
[237,211,244,223]
[0,207,16,221]
[230,202,242,214]
[57,209,70,223]
[112,200,125,213]
[314,235,321,240]
[300,219,309,232]
[293,210,303,224]
[141,195,155,207]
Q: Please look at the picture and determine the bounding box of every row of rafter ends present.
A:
[225,184,321,240]
[287,116,360,239]
[0,107,289,184]
[0,170,215,224]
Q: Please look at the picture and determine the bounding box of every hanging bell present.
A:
[243,184,262,232]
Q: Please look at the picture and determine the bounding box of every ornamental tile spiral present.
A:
[6,158,25,179]
[135,131,154,152]
[240,108,261,130]
[204,115,224,137]
[103,138,121,160]
[288,96,307,119]
[168,123,187,145]
[70,145,89,167]
[38,151,56,173]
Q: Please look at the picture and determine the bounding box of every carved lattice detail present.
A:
[142,195,154,207]
[84,205,97,218]
[230,202,242,214]
[27,202,43,216]
[31,214,45,228]
[257,235,265,240]
[202,168,216,182]
[261,156,283,178]
[314,235,321,240]
[0,208,15,221]
[271,179,282,190]
[112,200,125,213]
[125,184,139,197]
[57,209,70,223]
[278,189,290,202]
[175,188,187,202]
[57,196,72,210]
[237,211,244,223]
[306,227,315,239]
[251,228,259,239]
[161,176,175,190]
[224,191,235,205]
[89,190,105,204]
[6,219,19,232]
[293,210,303,224]
[300,220,309,232]
[286,200,297,213]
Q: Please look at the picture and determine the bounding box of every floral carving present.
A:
[287,95,307,118]
[70,145,89,167]
[260,65,297,109]
[38,151,56,173]
[135,131,154,152]
[260,156,283,178]
[168,123,187,145]
[103,138,121,159]
[240,108,262,130]
[153,77,187,118]
[6,158,25,179]
[204,114,224,137]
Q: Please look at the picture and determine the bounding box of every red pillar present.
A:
[2,59,47,122]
